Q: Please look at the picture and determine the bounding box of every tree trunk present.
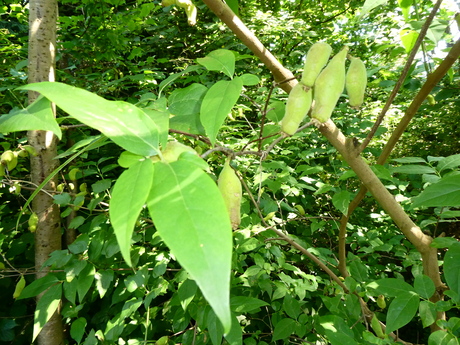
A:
[28,0,64,343]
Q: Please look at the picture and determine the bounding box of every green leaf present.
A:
[392,165,436,174]
[225,0,239,15]
[178,279,197,312]
[147,160,233,332]
[367,278,415,297]
[437,154,460,172]
[33,283,62,342]
[332,190,350,215]
[200,77,243,145]
[239,73,259,86]
[414,275,435,299]
[70,317,87,344]
[110,159,154,266]
[230,296,269,313]
[158,65,202,96]
[357,0,388,19]
[18,82,159,156]
[444,243,460,295]
[272,318,296,342]
[95,269,114,299]
[197,49,235,78]
[224,313,243,345]
[419,300,436,328]
[77,262,95,302]
[318,315,358,345]
[17,274,60,300]
[169,83,208,116]
[400,29,419,52]
[411,175,460,208]
[386,291,419,334]
[207,309,224,345]
[392,157,426,163]
[428,330,459,345]
[0,96,62,139]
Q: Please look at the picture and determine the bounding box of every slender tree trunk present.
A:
[28,0,64,343]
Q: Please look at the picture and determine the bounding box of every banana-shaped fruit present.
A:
[13,275,26,299]
[218,159,242,230]
[300,42,332,88]
[28,212,39,232]
[280,82,313,136]
[345,56,367,108]
[1,150,18,171]
[311,46,348,123]
[175,0,197,26]
[377,294,386,309]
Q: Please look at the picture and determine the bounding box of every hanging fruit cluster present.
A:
[280,42,368,136]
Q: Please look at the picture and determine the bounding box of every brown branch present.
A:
[358,0,443,153]
[337,36,460,277]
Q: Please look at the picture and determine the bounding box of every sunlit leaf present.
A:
[0,96,61,139]
[18,82,159,156]
[386,291,419,334]
[147,160,233,332]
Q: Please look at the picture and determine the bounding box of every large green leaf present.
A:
[411,175,460,208]
[386,291,419,334]
[200,77,242,146]
[413,275,435,299]
[147,160,233,332]
[272,318,297,342]
[0,96,61,139]
[169,83,207,116]
[33,283,62,342]
[197,49,235,78]
[444,243,460,295]
[367,278,415,297]
[18,82,159,156]
[318,315,358,345]
[16,274,60,300]
[110,159,154,266]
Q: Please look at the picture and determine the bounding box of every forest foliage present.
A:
[1,0,460,344]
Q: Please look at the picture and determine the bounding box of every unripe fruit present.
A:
[294,204,305,216]
[311,46,348,123]
[218,159,242,230]
[280,83,313,136]
[370,314,385,338]
[13,275,26,299]
[1,150,18,171]
[300,42,333,88]
[161,141,197,163]
[377,294,386,309]
[23,145,38,156]
[28,212,39,232]
[426,94,436,106]
[175,0,197,26]
[0,165,5,178]
[346,57,367,108]
[68,168,80,181]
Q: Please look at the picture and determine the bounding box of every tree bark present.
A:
[28,0,64,343]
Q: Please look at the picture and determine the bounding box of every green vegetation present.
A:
[1,0,460,344]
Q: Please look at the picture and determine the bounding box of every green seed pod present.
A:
[377,294,386,309]
[23,145,38,156]
[311,46,348,123]
[370,314,385,338]
[28,212,39,233]
[300,42,333,88]
[280,83,313,136]
[1,150,18,171]
[13,275,26,299]
[426,94,436,106]
[0,164,5,178]
[346,57,367,108]
[161,141,197,163]
[68,168,80,181]
[175,0,197,26]
[218,159,242,230]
